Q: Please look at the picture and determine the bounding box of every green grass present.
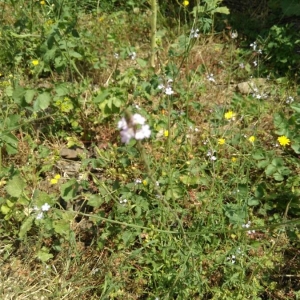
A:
[0,1,300,299]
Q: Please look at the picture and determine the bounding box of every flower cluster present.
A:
[118,114,151,144]
[34,203,51,220]
[190,28,199,38]
[224,110,236,121]
[158,79,174,95]
[207,150,217,161]
[242,221,255,235]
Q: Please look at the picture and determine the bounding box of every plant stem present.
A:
[150,0,157,68]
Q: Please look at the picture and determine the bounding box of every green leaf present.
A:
[291,103,300,113]
[69,50,82,58]
[60,178,79,201]
[36,247,53,262]
[25,89,36,104]
[213,6,230,14]
[265,164,277,176]
[12,85,26,105]
[180,175,208,186]
[53,219,70,237]
[6,175,25,198]
[1,205,11,215]
[88,195,104,208]
[19,216,34,238]
[271,158,284,167]
[1,133,18,154]
[252,150,265,160]
[273,172,284,181]
[257,159,269,168]
[136,58,147,67]
[247,198,260,206]
[33,92,51,111]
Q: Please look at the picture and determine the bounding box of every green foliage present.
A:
[0,0,299,299]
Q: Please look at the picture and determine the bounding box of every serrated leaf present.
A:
[33,92,51,111]
[6,175,25,198]
[19,216,34,238]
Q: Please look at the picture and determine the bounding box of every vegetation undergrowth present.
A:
[0,0,299,299]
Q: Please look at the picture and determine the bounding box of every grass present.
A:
[0,1,300,299]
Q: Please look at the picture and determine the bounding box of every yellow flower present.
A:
[218,138,226,145]
[40,0,45,4]
[142,180,148,186]
[164,130,169,137]
[277,135,290,147]
[50,174,61,185]
[32,60,39,66]
[224,110,236,120]
[231,157,237,162]
[183,0,189,6]
[248,136,256,143]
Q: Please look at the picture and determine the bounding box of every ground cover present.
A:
[0,0,299,299]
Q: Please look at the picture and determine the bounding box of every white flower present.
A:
[132,113,146,125]
[253,60,258,67]
[118,117,128,130]
[190,28,199,38]
[36,212,44,220]
[239,63,245,69]
[165,87,174,95]
[120,127,135,144]
[129,52,136,60]
[135,124,151,140]
[286,96,294,104]
[135,178,142,184]
[257,49,262,54]
[231,30,238,39]
[114,53,119,59]
[250,41,257,51]
[158,84,165,90]
[41,203,51,211]
[207,74,216,83]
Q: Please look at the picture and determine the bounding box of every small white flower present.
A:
[253,60,258,67]
[114,53,119,59]
[207,74,216,83]
[134,104,141,110]
[135,178,142,184]
[36,212,44,220]
[190,28,199,38]
[258,49,262,54]
[231,30,238,39]
[286,96,294,104]
[165,87,174,95]
[135,124,151,140]
[158,84,165,90]
[250,41,257,51]
[41,203,51,212]
[167,78,173,84]
[118,117,128,130]
[239,63,245,69]
[120,127,135,144]
[132,113,146,125]
[129,52,136,60]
